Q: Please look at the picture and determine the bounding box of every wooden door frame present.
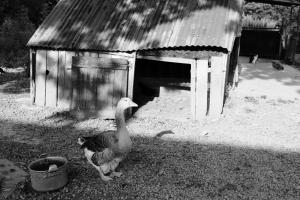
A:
[136,55,196,120]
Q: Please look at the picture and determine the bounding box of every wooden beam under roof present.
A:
[246,0,300,6]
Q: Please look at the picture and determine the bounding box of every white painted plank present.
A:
[66,51,75,109]
[45,50,58,107]
[196,59,209,121]
[190,61,196,120]
[57,51,66,108]
[35,50,47,106]
[209,54,227,118]
[127,52,136,100]
[29,49,35,105]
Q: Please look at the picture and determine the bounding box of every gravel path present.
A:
[0,62,299,199]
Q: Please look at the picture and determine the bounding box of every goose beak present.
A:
[130,101,138,108]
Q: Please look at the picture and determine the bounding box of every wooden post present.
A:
[35,50,47,106]
[209,54,228,118]
[30,49,36,105]
[127,52,136,100]
[127,52,136,116]
[190,60,196,120]
[195,59,209,121]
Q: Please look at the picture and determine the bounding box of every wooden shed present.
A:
[27,0,243,121]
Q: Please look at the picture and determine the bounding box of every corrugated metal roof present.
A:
[27,0,243,52]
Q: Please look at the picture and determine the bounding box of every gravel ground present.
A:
[0,66,300,200]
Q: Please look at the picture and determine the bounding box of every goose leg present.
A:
[110,171,122,178]
[99,170,113,182]
[109,159,122,178]
[87,159,112,181]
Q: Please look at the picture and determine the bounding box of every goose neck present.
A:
[115,109,126,130]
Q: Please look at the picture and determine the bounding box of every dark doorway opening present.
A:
[133,59,191,121]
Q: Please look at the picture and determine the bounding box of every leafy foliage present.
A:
[0,0,59,67]
[242,15,278,29]
[243,2,298,34]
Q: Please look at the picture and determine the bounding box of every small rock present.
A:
[158,168,164,175]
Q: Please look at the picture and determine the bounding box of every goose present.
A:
[78,97,138,181]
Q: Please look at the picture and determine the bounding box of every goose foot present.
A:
[110,171,122,178]
[100,174,113,182]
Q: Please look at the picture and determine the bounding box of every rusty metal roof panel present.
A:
[28,0,243,52]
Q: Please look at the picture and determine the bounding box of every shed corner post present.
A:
[190,59,197,121]
[30,48,36,105]
[127,51,137,116]
[195,58,209,122]
[209,54,228,119]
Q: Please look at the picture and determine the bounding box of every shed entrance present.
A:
[71,55,129,119]
[133,59,191,121]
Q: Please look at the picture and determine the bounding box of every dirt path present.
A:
[0,60,299,153]
[128,58,300,153]
[0,63,299,199]
[238,57,300,100]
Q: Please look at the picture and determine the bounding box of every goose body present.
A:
[78,97,137,181]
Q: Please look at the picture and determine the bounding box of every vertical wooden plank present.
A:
[121,68,128,97]
[71,66,79,109]
[97,69,113,118]
[57,51,66,108]
[83,67,97,110]
[113,68,128,107]
[78,68,85,109]
[30,49,36,105]
[127,52,136,100]
[108,69,115,112]
[195,59,209,121]
[221,54,229,103]
[89,52,99,110]
[45,50,59,107]
[190,60,196,120]
[209,54,227,118]
[126,52,136,117]
[66,51,75,109]
[35,50,47,106]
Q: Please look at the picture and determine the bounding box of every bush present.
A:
[0,6,34,68]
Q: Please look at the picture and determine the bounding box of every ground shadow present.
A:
[0,118,299,200]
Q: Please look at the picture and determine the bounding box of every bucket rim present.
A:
[28,156,68,172]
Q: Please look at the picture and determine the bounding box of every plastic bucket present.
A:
[28,156,68,192]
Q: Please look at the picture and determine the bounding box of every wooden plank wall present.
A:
[32,49,229,122]
[35,50,47,106]
[193,54,228,121]
[45,50,58,107]
[57,51,75,108]
[71,55,131,119]
[33,49,76,108]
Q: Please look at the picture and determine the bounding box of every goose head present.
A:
[116,97,138,111]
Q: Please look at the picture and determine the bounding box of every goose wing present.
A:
[82,130,118,164]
